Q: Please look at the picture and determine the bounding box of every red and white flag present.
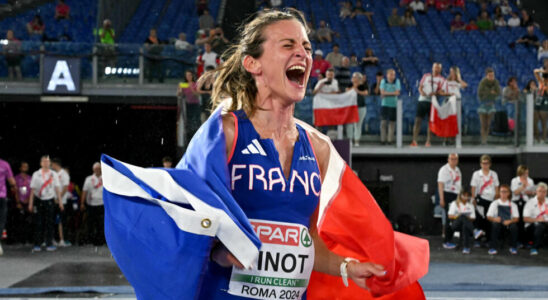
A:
[313,89,359,126]
[297,121,430,300]
[429,95,458,138]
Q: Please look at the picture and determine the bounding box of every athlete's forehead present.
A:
[263,19,309,44]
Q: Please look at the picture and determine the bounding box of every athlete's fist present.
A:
[211,242,245,269]
[347,261,386,290]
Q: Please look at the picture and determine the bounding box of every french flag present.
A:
[313,89,359,126]
[102,103,429,299]
[429,95,459,138]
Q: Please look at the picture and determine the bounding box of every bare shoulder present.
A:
[222,113,236,155]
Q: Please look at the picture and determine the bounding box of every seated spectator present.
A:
[502,77,520,105]
[4,30,22,80]
[175,33,192,51]
[523,182,548,255]
[500,0,512,15]
[55,0,70,20]
[452,0,465,11]
[351,0,374,21]
[520,9,535,27]
[477,11,494,31]
[409,0,426,14]
[196,42,219,78]
[326,44,344,68]
[349,53,359,67]
[195,29,209,47]
[196,0,208,15]
[450,13,466,32]
[306,21,318,42]
[26,15,45,36]
[493,5,503,21]
[511,165,536,245]
[425,0,435,9]
[515,25,540,48]
[487,184,519,255]
[507,11,520,28]
[209,27,229,55]
[494,15,506,27]
[435,0,450,11]
[538,40,548,62]
[313,68,339,95]
[388,8,402,27]
[360,48,379,69]
[402,10,416,26]
[465,19,478,31]
[478,2,489,16]
[311,50,331,79]
[316,20,336,43]
[339,1,353,19]
[445,190,475,254]
[335,57,352,91]
[199,9,215,31]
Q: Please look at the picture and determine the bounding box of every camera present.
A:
[325,80,332,85]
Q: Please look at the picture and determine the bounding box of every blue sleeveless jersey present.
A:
[198,110,321,300]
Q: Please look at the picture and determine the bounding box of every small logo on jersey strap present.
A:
[299,155,316,161]
[241,139,267,156]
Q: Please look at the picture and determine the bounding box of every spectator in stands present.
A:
[493,6,503,21]
[487,184,519,255]
[388,8,402,27]
[306,21,318,42]
[451,0,465,11]
[81,162,104,246]
[0,157,15,255]
[54,0,70,20]
[450,13,466,32]
[346,72,368,146]
[97,19,116,77]
[199,9,215,31]
[26,15,45,36]
[178,70,201,139]
[471,154,500,245]
[523,182,548,255]
[360,48,379,69]
[494,15,506,27]
[349,53,359,67]
[316,20,336,43]
[520,9,535,27]
[196,0,208,16]
[409,0,426,14]
[351,1,374,21]
[538,40,548,62]
[411,62,446,147]
[507,11,520,28]
[500,0,512,15]
[477,68,501,145]
[98,19,115,44]
[465,19,479,31]
[533,67,548,143]
[4,29,22,80]
[380,69,401,145]
[438,153,462,216]
[435,0,450,11]
[29,155,63,252]
[402,10,416,26]
[511,165,535,245]
[209,27,229,55]
[198,65,215,122]
[311,50,331,79]
[313,68,339,95]
[477,11,494,31]
[196,42,220,78]
[14,161,32,244]
[175,33,192,51]
[326,44,344,68]
[445,190,475,254]
[371,71,383,97]
[446,66,467,100]
[144,28,165,83]
[515,25,540,48]
[335,57,352,91]
[502,76,520,107]
[162,156,173,168]
[340,1,353,19]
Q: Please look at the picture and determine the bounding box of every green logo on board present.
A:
[301,228,312,247]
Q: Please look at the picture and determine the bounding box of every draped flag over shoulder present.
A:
[102,103,429,300]
[429,95,459,138]
[313,89,359,126]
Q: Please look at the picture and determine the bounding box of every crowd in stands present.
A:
[437,153,548,256]
[0,156,106,255]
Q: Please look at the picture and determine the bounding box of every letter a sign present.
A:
[42,56,81,94]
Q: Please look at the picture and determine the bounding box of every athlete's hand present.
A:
[347,261,386,290]
[211,242,245,269]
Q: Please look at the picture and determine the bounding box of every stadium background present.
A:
[1,0,548,234]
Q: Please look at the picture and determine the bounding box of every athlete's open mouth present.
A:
[286,65,306,86]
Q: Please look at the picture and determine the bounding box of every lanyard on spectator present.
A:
[479,173,493,196]
[39,170,53,198]
[538,201,547,218]
[92,176,102,189]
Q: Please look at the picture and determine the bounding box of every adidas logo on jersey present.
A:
[241,139,267,156]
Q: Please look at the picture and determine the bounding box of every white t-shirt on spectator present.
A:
[418,73,446,102]
[437,163,461,194]
[175,39,192,51]
[314,78,339,94]
[199,51,219,69]
[470,169,499,201]
[510,176,535,202]
[30,169,60,200]
[409,1,425,11]
[445,80,462,99]
[83,174,104,206]
[501,5,512,15]
[448,201,475,219]
[55,168,70,204]
[486,199,519,219]
[523,197,548,227]
[507,17,520,27]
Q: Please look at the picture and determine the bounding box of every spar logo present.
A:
[252,222,311,247]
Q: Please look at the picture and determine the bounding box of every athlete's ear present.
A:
[243,55,261,75]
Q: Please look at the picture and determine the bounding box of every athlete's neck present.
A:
[252,93,297,139]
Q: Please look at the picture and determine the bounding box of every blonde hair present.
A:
[516,165,528,177]
[206,8,308,117]
[480,154,491,164]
